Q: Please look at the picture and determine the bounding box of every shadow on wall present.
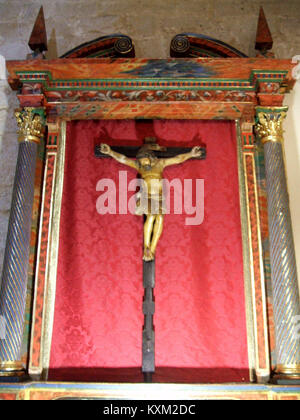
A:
[45,29,58,60]
[284,79,300,290]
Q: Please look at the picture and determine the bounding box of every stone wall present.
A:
[1,0,300,60]
[0,0,300,276]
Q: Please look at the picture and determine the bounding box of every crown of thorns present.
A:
[136,148,156,160]
[136,137,166,159]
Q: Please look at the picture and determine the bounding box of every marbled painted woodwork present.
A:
[29,127,59,375]
[7,58,293,81]
[6,58,294,123]
[242,131,270,379]
[0,393,17,400]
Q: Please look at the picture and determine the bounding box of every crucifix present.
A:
[95,137,206,382]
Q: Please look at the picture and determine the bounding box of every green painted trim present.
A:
[250,69,288,81]
[16,70,288,83]
[17,70,254,83]
[256,106,289,114]
[44,86,255,92]
[15,68,289,94]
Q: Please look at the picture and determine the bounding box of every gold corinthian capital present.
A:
[255,107,288,145]
[15,107,45,144]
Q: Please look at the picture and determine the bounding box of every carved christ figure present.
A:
[100,142,203,261]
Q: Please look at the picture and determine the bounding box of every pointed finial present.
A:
[28,6,48,53]
[255,7,273,52]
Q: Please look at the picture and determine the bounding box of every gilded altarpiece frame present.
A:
[2,58,299,399]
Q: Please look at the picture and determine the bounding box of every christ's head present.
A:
[137,149,157,170]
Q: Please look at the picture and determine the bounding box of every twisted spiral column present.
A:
[0,108,45,377]
[256,106,300,379]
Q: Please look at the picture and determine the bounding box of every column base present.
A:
[272,364,300,384]
[0,361,25,379]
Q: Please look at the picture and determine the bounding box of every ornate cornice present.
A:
[6,58,296,121]
[12,69,289,94]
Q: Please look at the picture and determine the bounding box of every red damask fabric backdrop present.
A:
[48,120,249,383]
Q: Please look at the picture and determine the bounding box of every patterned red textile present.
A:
[48,120,250,383]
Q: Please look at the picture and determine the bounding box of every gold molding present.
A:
[276,364,300,378]
[29,150,54,376]
[242,151,270,382]
[29,120,66,379]
[0,361,24,376]
[235,120,256,383]
[236,120,272,382]
[41,120,66,380]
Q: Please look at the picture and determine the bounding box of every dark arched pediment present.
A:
[170,33,248,58]
[60,34,135,58]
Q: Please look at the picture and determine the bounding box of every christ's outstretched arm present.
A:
[100,143,138,170]
[162,146,203,168]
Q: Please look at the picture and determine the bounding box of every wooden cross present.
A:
[95,137,206,382]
